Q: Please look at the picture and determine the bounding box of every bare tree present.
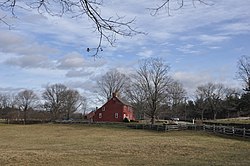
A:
[127,58,172,124]
[97,69,129,101]
[63,89,86,120]
[42,83,68,120]
[165,81,187,119]
[195,82,226,120]
[0,92,16,109]
[167,81,187,107]
[0,93,10,109]
[42,83,85,120]
[15,89,39,124]
[0,92,18,121]
[79,95,88,116]
[195,87,209,120]
[237,55,250,92]
[124,79,147,120]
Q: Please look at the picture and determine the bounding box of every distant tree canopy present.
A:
[43,83,86,120]
[195,83,242,120]
[15,89,39,124]
[239,93,250,115]
[0,84,87,123]
[0,0,211,56]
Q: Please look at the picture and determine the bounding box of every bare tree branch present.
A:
[0,0,145,57]
[149,0,213,16]
[237,55,250,92]
[0,15,11,29]
[0,0,212,57]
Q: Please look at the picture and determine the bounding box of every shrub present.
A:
[130,120,139,123]
[123,117,130,123]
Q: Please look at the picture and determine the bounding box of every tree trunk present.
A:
[213,111,217,120]
[67,111,70,120]
[151,115,155,125]
[201,109,204,121]
[24,109,26,125]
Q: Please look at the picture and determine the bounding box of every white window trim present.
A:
[99,113,102,118]
[102,107,105,111]
[115,113,118,119]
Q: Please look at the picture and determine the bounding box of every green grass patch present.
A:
[0,124,249,166]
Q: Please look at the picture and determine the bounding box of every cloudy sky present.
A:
[0,0,249,108]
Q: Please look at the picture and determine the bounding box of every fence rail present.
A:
[127,123,250,138]
[199,124,250,138]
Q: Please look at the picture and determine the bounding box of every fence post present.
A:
[163,124,166,132]
[243,128,246,137]
[232,127,235,135]
[203,124,205,131]
[223,127,225,134]
[213,124,216,133]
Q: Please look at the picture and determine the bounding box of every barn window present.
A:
[102,107,105,111]
[115,113,118,118]
[99,113,102,118]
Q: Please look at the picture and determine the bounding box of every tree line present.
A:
[0,84,87,124]
[97,56,250,124]
[0,55,249,124]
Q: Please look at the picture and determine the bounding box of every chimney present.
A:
[112,91,119,98]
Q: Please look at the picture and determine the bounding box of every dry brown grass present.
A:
[0,123,249,166]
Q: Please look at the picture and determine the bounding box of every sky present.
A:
[0,0,250,109]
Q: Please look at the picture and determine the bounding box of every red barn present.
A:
[93,93,135,122]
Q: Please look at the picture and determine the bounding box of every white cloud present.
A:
[136,49,153,58]
[57,52,85,69]
[198,34,230,44]
[0,30,58,57]
[176,44,200,54]
[173,71,213,96]
[65,69,93,78]
[218,22,250,35]
[172,67,241,99]
[5,55,51,68]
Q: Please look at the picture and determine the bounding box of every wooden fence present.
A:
[13,119,249,139]
[127,123,250,138]
[190,124,250,138]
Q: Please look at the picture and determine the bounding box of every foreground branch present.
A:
[149,0,213,16]
[0,0,144,57]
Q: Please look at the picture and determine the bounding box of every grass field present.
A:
[0,123,249,166]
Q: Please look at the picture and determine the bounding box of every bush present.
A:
[123,117,130,123]
[130,120,139,123]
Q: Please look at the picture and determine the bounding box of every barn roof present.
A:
[115,96,132,107]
